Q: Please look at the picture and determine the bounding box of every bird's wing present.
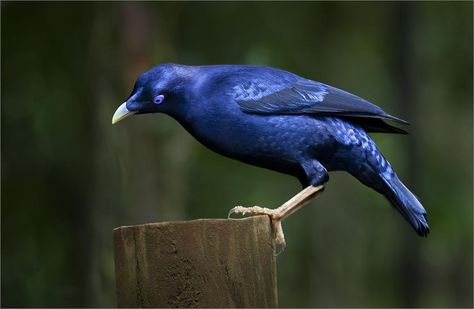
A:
[232,78,408,132]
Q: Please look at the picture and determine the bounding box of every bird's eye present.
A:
[153,95,165,105]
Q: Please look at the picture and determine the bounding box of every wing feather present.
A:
[232,78,408,133]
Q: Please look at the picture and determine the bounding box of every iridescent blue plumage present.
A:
[116,63,429,236]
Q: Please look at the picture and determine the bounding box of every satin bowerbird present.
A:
[112,64,429,250]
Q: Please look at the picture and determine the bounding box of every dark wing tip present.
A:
[346,117,409,134]
[382,113,410,125]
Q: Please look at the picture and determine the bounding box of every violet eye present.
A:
[153,95,164,105]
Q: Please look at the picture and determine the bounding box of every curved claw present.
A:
[227,206,243,219]
[275,242,287,256]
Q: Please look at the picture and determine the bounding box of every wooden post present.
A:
[113,216,278,308]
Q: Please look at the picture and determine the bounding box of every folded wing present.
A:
[233,79,408,134]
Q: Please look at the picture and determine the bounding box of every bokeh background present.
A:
[2,2,472,307]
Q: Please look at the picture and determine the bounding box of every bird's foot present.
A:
[228,185,325,255]
[228,206,287,254]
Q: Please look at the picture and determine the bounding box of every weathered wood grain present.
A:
[113,216,277,308]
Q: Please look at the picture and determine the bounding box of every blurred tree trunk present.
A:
[119,3,163,222]
[87,4,123,306]
[394,2,422,307]
[118,2,192,224]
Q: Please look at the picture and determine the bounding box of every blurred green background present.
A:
[2,2,472,307]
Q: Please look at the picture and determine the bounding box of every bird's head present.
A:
[112,63,193,124]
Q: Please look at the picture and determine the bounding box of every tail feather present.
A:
[382,176,429,236]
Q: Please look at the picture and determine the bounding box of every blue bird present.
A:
[112,63,429,248]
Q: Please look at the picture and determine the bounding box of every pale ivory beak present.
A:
[112,102,136,124]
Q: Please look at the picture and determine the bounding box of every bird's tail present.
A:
[381,175,429,236]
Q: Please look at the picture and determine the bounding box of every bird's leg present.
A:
[228,185,325,251]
